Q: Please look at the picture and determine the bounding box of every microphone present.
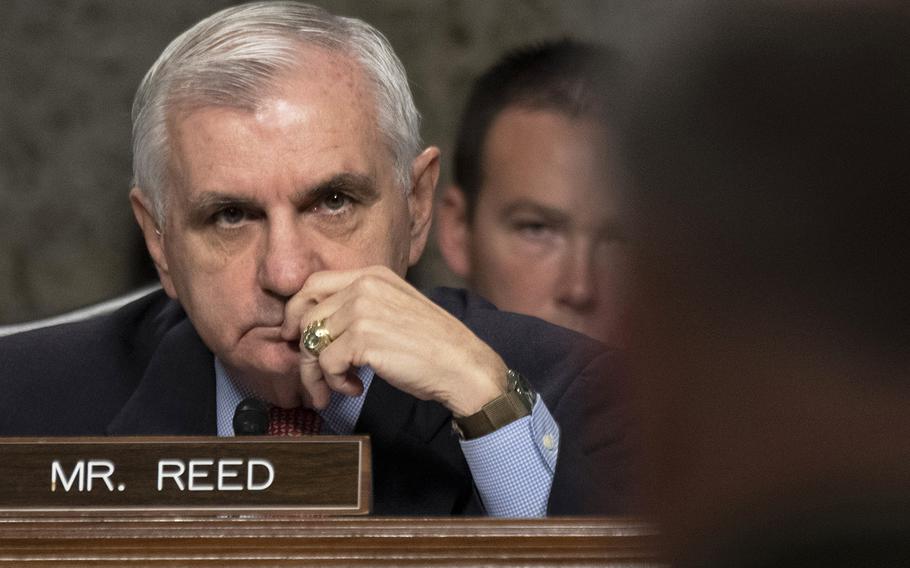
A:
[233,398,269,435]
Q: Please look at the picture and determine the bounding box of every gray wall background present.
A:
[0,0,661,324]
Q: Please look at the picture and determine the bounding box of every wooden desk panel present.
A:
[0,515,663,566]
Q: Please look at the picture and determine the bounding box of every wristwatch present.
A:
[451,369,536,440]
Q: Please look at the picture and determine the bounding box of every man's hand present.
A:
[280,266,508,414]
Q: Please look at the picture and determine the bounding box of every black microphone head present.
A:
[233,398,269,435]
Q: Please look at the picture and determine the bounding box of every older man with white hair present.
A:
[0,1,633,516]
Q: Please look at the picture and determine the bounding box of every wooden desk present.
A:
[0,514,663,566]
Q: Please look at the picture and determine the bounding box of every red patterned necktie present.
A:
[268,406,323,436]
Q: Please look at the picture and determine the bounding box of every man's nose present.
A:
[556,241,598,311]
[257,219,321,299]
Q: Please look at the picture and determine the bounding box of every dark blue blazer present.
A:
[0,288,634,515]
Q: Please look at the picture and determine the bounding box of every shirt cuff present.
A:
[459,397,560,517]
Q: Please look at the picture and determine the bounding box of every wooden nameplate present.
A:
[0,436,370,515]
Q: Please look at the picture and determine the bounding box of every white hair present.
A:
[131,1,421,222]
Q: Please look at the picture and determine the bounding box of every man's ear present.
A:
[436,184,472,279]
[129,187,177,299]
[406,146,440,266]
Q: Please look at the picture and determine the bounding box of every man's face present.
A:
[144,49,426,387]
[459,108,628,345]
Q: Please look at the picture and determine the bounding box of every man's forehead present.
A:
[167,108,380,185]
[481,107,614,189]
[250,97,309,128]
[165,52,388,190]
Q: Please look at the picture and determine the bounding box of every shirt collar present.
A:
[214,358,374,437]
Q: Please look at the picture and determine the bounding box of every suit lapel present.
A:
[357,374,474,515]
[106,318,216,435]
[355,373,453,443]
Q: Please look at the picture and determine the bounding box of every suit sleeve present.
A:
[547,351,638,515]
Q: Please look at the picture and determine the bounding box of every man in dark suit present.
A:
[0,1,632,517]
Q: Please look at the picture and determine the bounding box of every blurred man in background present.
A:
[620,1,910,565]
[437,40,629,346]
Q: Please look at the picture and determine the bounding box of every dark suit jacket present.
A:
[0,287,634,515]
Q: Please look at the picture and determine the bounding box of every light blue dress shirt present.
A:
[214,359,560,517]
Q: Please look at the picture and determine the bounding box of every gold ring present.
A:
[302,319,333,357]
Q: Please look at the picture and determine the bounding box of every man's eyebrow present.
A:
[293,173,381,205]
[499,199,625,238]
[187,192,256,210]
[185,192,258,223]
[500,200,572,226]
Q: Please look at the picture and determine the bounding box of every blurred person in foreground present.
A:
[620,1,910,565]
[436,40,629,346]
[0,1,634,516]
